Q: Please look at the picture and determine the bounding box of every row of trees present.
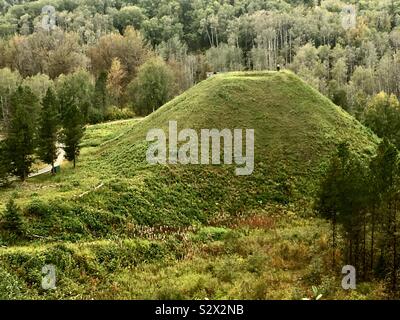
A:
[317,140,400,294]
[0,27,194,120]
[0,85,84,184]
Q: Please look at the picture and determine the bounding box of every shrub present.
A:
[26,199,51,219]
[87,107,105,124]
[246,253,267,274]
[1,197,25,237]
[304,257,324,285]
[0,267,22,299]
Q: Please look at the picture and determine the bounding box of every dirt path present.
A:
[28,147,66,178]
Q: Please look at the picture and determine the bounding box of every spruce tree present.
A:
[317,142,368,271]
[0,140,11,185]
[2,197,24,236]
[5,86,39,181]
[62,99,85,168]
[316,152,341,267]
[37,88,60,173]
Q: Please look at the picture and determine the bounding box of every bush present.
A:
[246,253,267,274]
[87,107,105,124]
[304,257,324,285]
[194,227,230,242]
[0,141,11,186]
[26,199,51,219]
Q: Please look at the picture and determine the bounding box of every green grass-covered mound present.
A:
[1,71,377,241]
[0,71,384,300]
[83,71,377,225]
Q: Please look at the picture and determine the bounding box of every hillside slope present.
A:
[0,71,383,300]
[1,71,378,237]
[81,70,378,225]
[104,70,377,178]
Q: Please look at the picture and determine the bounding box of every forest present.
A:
[1,0,400,300]
[0,1,399,121]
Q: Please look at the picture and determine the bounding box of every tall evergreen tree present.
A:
[61,99,85,168]
[370,140,400,290]
[37,88,60,173]
[5,86,39,181]
[316,149,341,267]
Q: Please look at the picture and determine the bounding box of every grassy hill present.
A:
[0,71,384,299]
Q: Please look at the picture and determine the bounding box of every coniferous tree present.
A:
[370,140,400,291]
[37,88,60,173]
[57,70,94,122]
[340,155,368,275]
[61,99,85,168]
[316,149,341,267]
[0,140,11,185]
[2,196,24,236]
[318,140,400,292]
[369,140,393,274]
[4,86,39,181]
[317,143,369,273]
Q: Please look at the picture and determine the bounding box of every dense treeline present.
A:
[0,27,189,121]
[317,140,400,295]
[0,3,399,197]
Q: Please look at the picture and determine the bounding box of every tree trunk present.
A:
[363,211,367,279]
